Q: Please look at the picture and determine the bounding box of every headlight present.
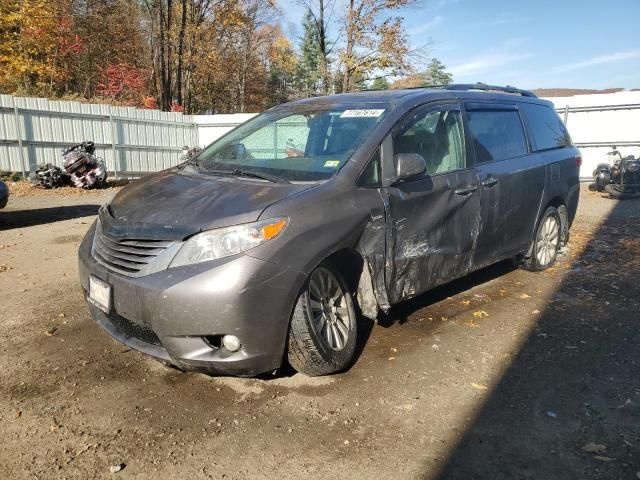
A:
[170,217,288,268]
[626,161,640,172]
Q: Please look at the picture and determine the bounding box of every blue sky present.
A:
[280,0,640,89]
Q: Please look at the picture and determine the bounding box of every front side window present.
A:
[466,109,528,163]
[357,148,381,187]
[194,105,389,182]
[521,103,572,151]
[393,109,466,175]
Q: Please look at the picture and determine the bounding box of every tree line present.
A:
[0,0,452,114]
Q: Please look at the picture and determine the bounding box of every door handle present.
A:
[480,176,499,188]
[454,184,478,195]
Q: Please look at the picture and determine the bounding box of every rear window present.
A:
[466,109,528,163]
[521,103,572,151]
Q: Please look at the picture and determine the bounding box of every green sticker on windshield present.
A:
[324,160,340,168]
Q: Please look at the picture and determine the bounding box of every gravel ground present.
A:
[0,184,638,479]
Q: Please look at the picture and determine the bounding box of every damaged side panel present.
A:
[381,171,481,306]
[356,189,391,317]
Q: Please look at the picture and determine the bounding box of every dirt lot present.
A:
[0,184,638,479]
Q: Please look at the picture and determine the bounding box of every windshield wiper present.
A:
[202,168,289,184]
[230,169,290,184]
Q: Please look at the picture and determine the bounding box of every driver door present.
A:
[382,103,481,304]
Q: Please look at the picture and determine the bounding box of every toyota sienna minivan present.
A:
[78,84,580,377]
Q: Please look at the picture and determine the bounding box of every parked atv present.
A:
[589,146,640,199]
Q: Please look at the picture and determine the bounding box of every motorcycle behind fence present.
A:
[30,141,107,189]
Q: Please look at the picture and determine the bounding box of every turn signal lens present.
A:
[262,218,288,240]
[575,155,582,168]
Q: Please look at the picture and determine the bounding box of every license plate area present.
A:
[88,275,111,313]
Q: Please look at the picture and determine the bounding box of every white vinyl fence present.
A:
[0,94,197,178]
[1,92,639,180]
[544,91,640,179]
[194,114,257,148]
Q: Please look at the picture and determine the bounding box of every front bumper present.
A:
[78,222,306,376]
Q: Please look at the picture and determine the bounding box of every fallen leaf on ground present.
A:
[461,299,471,306]
[472,310,489,318]
[582,443,607,454]
[593,455,615,462]
[471,383,488,390]
[519,293,531,299]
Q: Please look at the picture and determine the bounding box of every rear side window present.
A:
[521,103,572,151]
[466,109,528,163]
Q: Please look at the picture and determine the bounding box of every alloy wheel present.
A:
[307,267,352,351]
[535,215,559,267]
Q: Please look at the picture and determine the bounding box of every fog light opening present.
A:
[222,335,241,352]
[203,335,222,349]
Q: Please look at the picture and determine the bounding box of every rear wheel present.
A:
[287,263,357,376]
[522,206,561,271]
[605,184,640,200]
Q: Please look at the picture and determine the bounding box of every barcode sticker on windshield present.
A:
[340,109,385,118]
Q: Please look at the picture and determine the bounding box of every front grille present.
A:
[93,224,174,276]
[105,310,161,346]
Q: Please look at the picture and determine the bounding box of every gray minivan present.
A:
[78,84,580,377]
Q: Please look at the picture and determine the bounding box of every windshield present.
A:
[193,104,390,182]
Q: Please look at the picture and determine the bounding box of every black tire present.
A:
[287,262,358,376]
[522,206,561,272]
[604,184,640,200]
[28,171,39,186]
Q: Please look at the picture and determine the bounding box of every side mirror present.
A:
[394,153,426,182]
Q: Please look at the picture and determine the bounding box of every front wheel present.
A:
[522,206,561,272]
[287,263,357,376]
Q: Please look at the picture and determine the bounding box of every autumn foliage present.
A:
[96,64,146,104]
[0,0,447,113]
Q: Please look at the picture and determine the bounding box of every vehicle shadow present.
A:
[333,260,515,378]
[431,198,640,479]
[0,204,99,230]
[379,260,516,327]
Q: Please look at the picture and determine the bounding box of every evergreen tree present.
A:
[296,10,321,96]
[371,77,389,90]
[424,58,452,85]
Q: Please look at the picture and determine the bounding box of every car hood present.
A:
[103,170,315,240]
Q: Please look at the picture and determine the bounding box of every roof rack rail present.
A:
[434,82,537,98]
